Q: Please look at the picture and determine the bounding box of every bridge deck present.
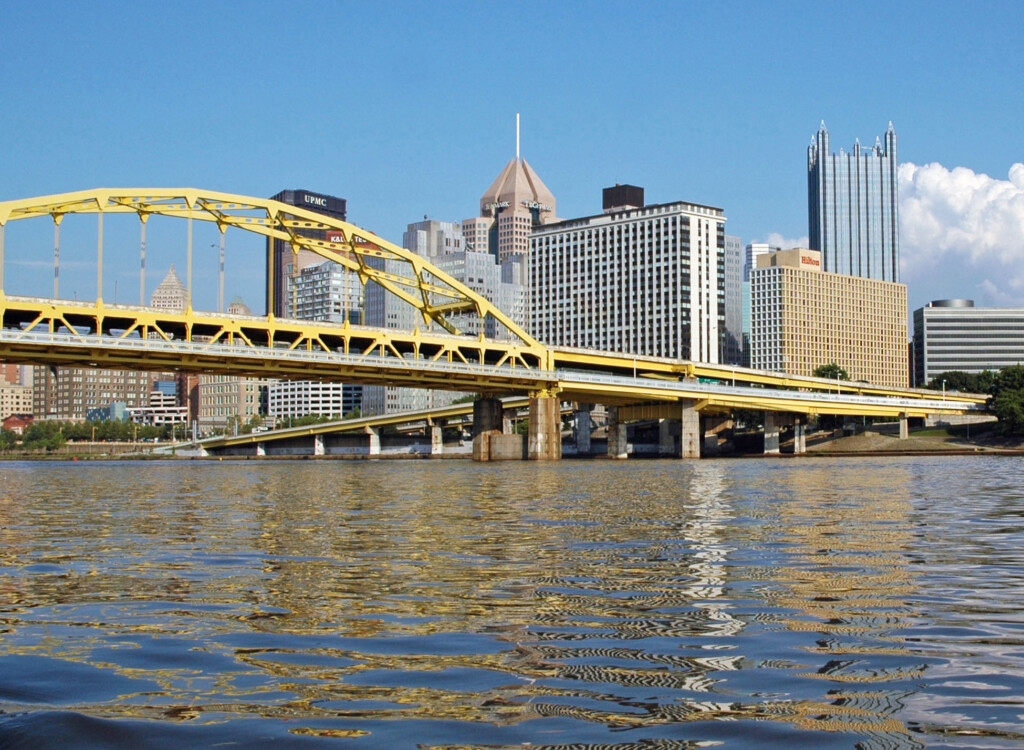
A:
[0,295,986,419]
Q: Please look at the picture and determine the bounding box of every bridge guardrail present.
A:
[0,328,985,413]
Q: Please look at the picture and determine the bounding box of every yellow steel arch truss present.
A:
[0,188,543,352]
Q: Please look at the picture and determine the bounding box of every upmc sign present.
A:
[293,190,346,220]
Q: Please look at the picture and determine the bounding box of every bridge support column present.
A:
[793,417,806,454]
[314,434,325,456]
[763,411,780,454]
[899,412,909,440]
[575,403,593,455]
[365,426,380,456]
[607,407,628,459]
[528,396,561,461]
[659,419,675,457]
[430,424,444,455]
[473,397,504,434]
[680,399,701,459]
[473,396,505,462]
[256,442,265,457]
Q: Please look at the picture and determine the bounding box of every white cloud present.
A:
[900,162,1024,305]
[761,232,808,250]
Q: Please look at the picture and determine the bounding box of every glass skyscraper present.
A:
[808,122,899,282]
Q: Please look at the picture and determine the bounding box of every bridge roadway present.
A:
[0,294,986,460]
[0,294,984,415]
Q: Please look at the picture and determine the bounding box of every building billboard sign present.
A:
[291,190,347,219]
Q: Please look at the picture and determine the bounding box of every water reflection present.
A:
[0,457,1023,748]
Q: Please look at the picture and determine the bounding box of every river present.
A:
[1,456,1023,748]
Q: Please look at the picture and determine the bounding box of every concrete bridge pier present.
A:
[365,426,381,456]
[430,423,444,455]
[607,406,628,459]
[763,411,781,454]
[528,396,561,460]
[793,416,807,454]
[314,434,325,456]
[472,396,505,461]
[680,399,701,458]
[658,418,675,457]
[575,403,593,454]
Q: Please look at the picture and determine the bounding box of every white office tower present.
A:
[529,185,726,363]
[286,260,364,324]
[268,380,361,421]
[361,219,526,416]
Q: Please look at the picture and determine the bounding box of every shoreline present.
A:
[3,426,1021,461]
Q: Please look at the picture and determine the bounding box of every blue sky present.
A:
[1,0,1022,314]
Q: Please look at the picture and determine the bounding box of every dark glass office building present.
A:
[266,189,347,318]
[808,122,899,282]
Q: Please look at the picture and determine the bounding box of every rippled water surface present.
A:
[2,456,1024,749]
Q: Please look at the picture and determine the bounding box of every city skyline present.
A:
[1,2,1022,316]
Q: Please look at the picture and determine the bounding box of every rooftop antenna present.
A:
[516,113,520,160]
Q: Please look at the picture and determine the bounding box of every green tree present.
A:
[21,421,66,452]
[992,390,1024,435]
[989,365,1024,435]
[813,363,849,381]
[0,429,17,451]
[925,370,988,394]
[242,414,266,433]
[976,370,998,395]
[993,364,1024,395]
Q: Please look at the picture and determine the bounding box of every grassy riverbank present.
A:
[805,422,1024,455]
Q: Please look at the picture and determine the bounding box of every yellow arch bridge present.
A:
[0,189,986,460]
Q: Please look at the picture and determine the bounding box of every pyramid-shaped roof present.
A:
[151,264,188,311]
[480,157,556,221]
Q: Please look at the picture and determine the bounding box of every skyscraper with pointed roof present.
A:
[150,265,188,312]
[464,115,558,263]
[808,121,899,282]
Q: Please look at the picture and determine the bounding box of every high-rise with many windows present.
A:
[529,185,726,363]
[750,249,907,387]
[808,122,899,282]
[741,243,780,366]
[912,300,1024,385]
[722,234,743,365]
